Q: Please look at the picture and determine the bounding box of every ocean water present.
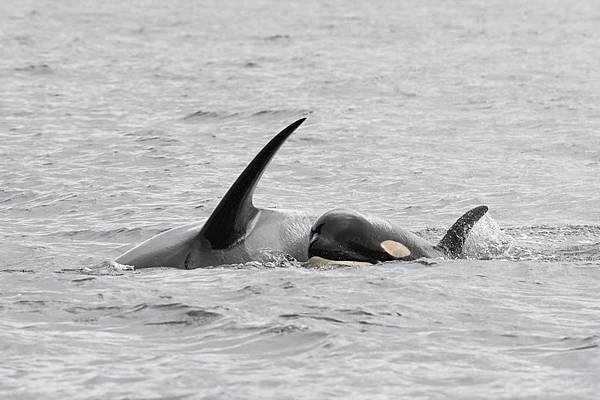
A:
[1,0,600,398]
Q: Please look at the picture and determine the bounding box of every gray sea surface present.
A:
[1,0,600,399]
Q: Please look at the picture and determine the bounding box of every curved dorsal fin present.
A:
[437,205,488,258]
[199,118,306,249]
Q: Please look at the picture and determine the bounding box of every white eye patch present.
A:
[380,240,411,258]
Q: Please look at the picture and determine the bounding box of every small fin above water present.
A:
[437,205,489,258]
[199,118,306,249]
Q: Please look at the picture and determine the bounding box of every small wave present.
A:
[121,129,180,145]
[249,34,292,42]
[280,313,345,324]
[509,335,600,354]
[143,306,221,327]
[182,108,312,121]
[144,320,190,326]
[251,109,313,118]
[150,302,190,310]
[183,110,240,120]
[236,285,263,295]
[66,305,121,314]
[71,276,96,284]
[205,323,328,356]
[13,35,32,45]
[262,324,308,335]
[16,300,46,306]
[263,34,291,41]
[14,63,53,74]
[1,268,36,274]
[336,308,377,317]
[56,260,135,276]
[133,135,180,144]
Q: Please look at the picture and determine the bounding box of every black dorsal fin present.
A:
[199,118,306,249]
[437,205,488,258]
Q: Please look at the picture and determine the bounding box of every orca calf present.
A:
[115,118,487,269]
[307,206,488,266]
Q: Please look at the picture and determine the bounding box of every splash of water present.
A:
[463,214,514,260]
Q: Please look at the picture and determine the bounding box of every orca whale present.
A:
[116,119,315,269]
[115,118,487,269]
[307,206,488,266]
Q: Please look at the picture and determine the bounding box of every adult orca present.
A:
[115,118,487,269]
[116,118,316,269]
[307,206,489,266]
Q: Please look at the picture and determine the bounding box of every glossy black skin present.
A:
[115,116,487,269]
[115,118,311,269]
[308,208,444,263]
